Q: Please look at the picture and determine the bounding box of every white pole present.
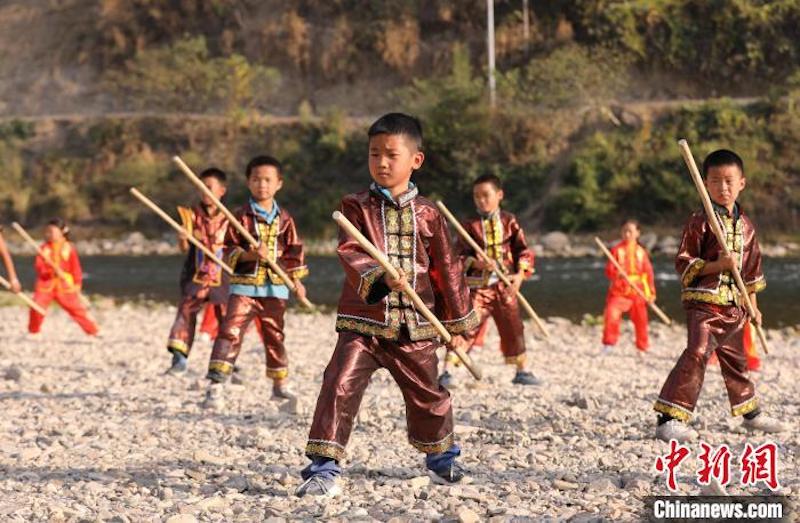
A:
[487,0,496,108]
[523,0,530,56]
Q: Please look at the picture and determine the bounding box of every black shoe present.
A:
[512,370,541,386]
[206,370,227,383]
[166,352,187,374]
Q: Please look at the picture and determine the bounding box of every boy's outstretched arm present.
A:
[336,198,390,305]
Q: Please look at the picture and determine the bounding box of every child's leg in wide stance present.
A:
[51,291,98,335]
[28,290,54,334]
[298,332,463,497]
[252,297,292,398]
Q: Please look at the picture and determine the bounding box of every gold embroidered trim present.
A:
[358,267,386,302]
[228,247,244,272]
[208,360,234,375]
[289,265,309,281]
[745,278,766,294]
[681,289,739,306]
[681,259,706,288]
[266,367,289,380]
[305,441,345,461]
[167,339,189,356]
[505,353,527,365]
[336,317,399,339]
[444,309,480,336]
[653,400,692,422]
[230,219,289,286]
[409,433,455,454]
[731,397,758,417]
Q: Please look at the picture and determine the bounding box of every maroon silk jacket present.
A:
[457,210,535,289]
[225,204,308,286]
[335,184,479,341]
[676,205,765,307]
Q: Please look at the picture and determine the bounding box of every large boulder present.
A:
[541,231,570,253]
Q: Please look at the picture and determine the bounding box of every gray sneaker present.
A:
[742,414,787,434]
[512,370,542,386]
[202,383,226,410]
[271,385,296,401]
[655,419,698,443]
[295,475,341,497]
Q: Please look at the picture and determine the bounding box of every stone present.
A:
[458,508,481,523]
[553,479,580,491]
[409,476,430,490]
[165,516,198,523]
[4,366,23,381]
[541,231,570,253]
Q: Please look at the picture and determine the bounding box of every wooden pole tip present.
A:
[332,211,343,220]
[678,139,688,147]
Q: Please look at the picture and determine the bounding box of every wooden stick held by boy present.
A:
[594,236,672,325]
[173,156,315,310]
[677,139,768,355]
[0,274,45,315]
[436,200,550,339]
[129,188,233,275]
[333,210,482,380]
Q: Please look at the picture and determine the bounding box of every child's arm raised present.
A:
[336,197,391,304]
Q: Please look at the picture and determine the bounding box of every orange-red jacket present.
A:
[605,240,655,301]
[34,240,82,293]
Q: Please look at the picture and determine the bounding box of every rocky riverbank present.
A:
[0,304,797,521]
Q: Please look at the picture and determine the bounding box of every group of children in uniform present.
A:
[0,112,787,497]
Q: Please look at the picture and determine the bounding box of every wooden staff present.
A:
[0,274,45,315]
[678,139,769,355]
[11,222,91,308]
[333,211,482,380]
[129,188,234,275]
[436,201,550,339]
[593,236,672,326]
[173,156,315,310]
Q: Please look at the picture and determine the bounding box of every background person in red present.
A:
[28,218,98,336]
[601,220,655,356]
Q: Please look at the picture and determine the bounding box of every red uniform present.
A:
[29,240,97,335]
[601,240,655,351]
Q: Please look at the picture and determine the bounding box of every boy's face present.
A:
[247,165,283,202]
[368,133,424,192]
[473,182,503,215]
[705,164,745,209]
[200,176,226,207]
[621,222,639,243]
[44,225,63,243]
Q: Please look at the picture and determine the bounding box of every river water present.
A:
[12,255,800,328]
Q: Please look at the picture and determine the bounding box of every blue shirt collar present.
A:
[250,198,280,223]
[370,181,418,208]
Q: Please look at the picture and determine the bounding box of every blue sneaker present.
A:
[166,352,187,374]
[438,371,454,388]
[512,370,541,386]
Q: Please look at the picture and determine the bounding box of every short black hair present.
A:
[199,167,227,184]
[702,149,744,178]
[246,155,283,179]
[368,112,423,151]
[473,174,502,190]
[621,218,640,229]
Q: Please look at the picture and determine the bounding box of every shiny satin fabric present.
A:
[208,295,288,380]
[334,188,478,341]
[457,211,535,289]
[305,331,454,461]
[455,284,526,364]
[167,294,226,356]
[225,205,308,286]
[654,303,757,421]
[602,295,649,351]
[179,204,229,289]
[676,207,766,305]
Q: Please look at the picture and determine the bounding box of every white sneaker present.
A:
[742,414,787,434]
[655,419,699,443]
[202,383,226,410]
[600,345,613,355]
